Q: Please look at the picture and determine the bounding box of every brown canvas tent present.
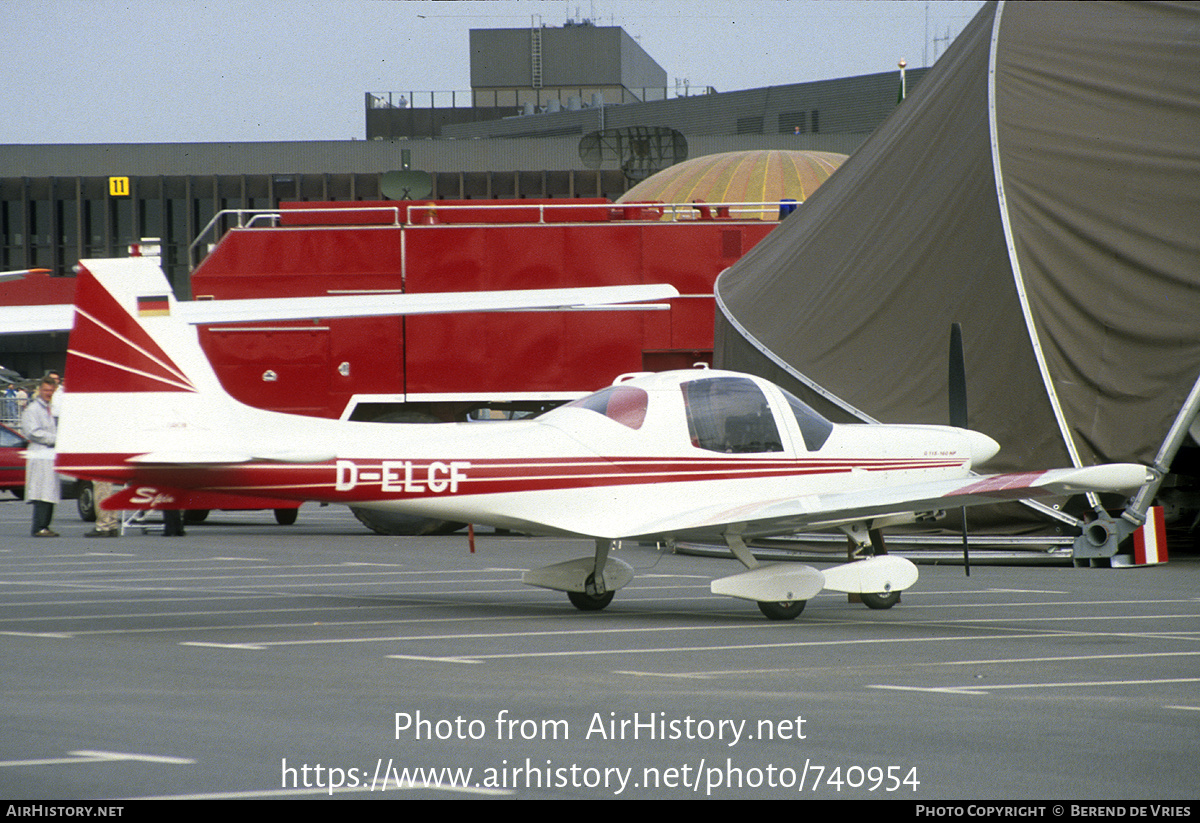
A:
[714,1,1200,553]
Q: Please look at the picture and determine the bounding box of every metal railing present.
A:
[366,85,717,111]
[188,207,403,263]
[188,199,799,268]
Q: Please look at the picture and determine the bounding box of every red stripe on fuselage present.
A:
[56,453,965,502]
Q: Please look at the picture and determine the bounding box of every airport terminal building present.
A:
[0,22,923,294]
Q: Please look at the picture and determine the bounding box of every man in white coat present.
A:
[20,377,59,537]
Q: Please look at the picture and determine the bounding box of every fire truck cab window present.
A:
[681,377,783,453]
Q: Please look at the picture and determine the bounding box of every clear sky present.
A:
[2,0,984,145]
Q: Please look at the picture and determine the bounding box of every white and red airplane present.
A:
[53,259,1151,619]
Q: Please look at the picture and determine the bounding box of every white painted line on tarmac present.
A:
[911,611,1200,623]
[133,782,512,799]
[389,654,482,664]
[934,649,1200,666]
[395,630,1074,665]
[616,641,1200,679]
[0,566,526,583]
[186,623,749,651]
[0,750,194,768]
[189,619,779,652]
[868,677,1200,696]
[984,588,1069,594]
[0,604,409,625]
[894,598,1200,610]
[0,631,73,638]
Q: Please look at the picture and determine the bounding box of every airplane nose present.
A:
[964,430,1000,466]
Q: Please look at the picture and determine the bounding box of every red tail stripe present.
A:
[65,266,194,393]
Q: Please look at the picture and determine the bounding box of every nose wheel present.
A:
[568,589,616,611]
[568,565,616,611]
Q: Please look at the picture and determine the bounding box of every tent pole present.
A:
[1073,369,1199,565]
[1123,368,1200,527]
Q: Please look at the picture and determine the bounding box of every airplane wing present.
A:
[175,284,679,324]
[127,449,337,464]
[0,304,74,334]
[0,269,52,283]
[620,463,1153,542]
[0,284,679,335]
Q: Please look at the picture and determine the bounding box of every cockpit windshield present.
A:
[681,377,783,453]
[779,387,833,451]
[560,384,648,429]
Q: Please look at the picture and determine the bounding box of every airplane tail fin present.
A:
[57,258,245,479]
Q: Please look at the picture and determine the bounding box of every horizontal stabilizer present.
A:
[249,451,337,464]
[129,450,335,465]
[711,563,825,603]
[0,304,74,334]
[523,556,635,594]
[128,451,254,465]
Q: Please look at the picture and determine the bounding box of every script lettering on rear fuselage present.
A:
[335,459,470,494]
[129,487,177,507]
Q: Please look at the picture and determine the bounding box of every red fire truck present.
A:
[186,198,779,532]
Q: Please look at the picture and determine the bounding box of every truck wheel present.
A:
[76,481,96,522]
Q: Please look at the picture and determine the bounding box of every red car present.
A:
[0,421,26,498]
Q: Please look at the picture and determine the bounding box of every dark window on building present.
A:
[779,111,807,133]
[736,116,764,135]
[139,198,162,242]
[56,198,77,267]
[2,199,25,268]
[810,109,820,133]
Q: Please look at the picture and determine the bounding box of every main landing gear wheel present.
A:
[860,591,901,610]
[351,408,465,536]
[758,600,806,620]
[567,589,615,612]
[273,508,298,525]
[350,506,465,536]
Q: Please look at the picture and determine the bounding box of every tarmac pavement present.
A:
[1,499,1197,799]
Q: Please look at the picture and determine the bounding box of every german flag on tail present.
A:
[137,294,170,316]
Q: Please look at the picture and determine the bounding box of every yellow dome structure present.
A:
[617,149,847,220]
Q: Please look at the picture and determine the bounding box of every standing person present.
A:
[46,370,64,418]
[2,383,17,424]
[86,482,120,537]
[162,509,186,537]
[20,377,59,537]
